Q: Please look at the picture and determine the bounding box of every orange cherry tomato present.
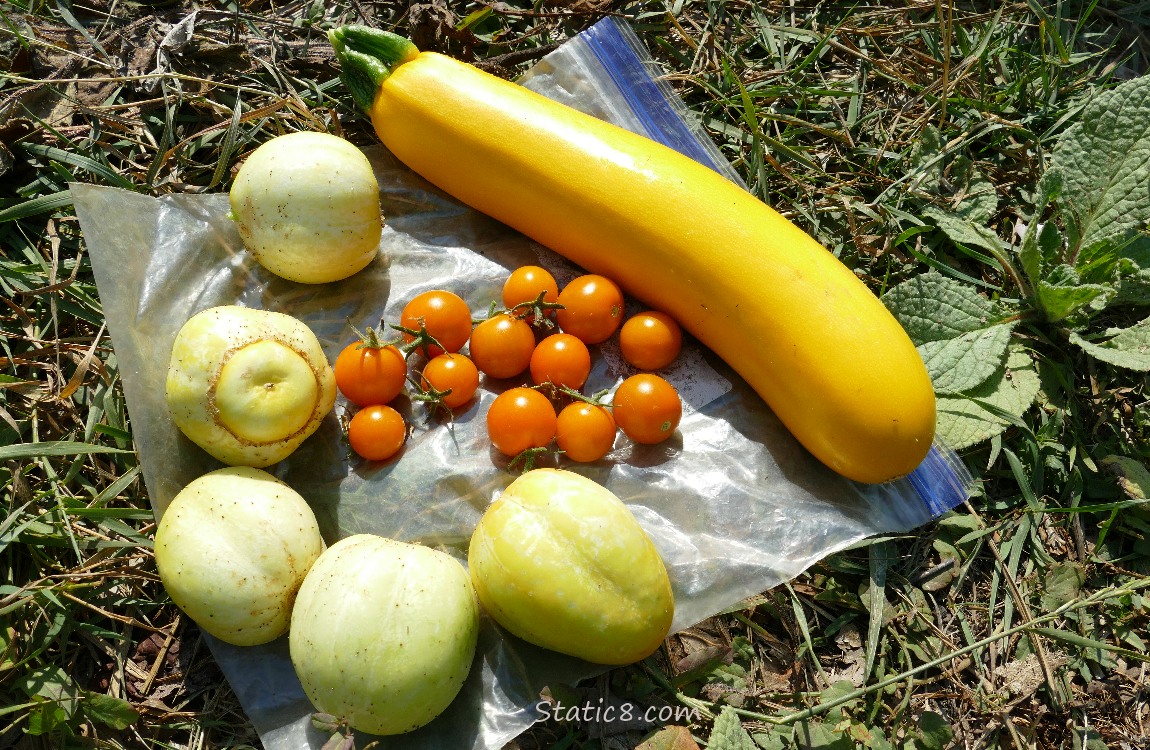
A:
[556,401,616,463]
[333,338,407,406]
[619,311,682,370]
[612,374,682,445]
[348,404,407,461]
[555,274,625,344]
[400,290,473,357]
[486,387,557,457]
[420,353,480,409]
[502,265,559,317]
[530,333,591,390]
[468,313,536,379]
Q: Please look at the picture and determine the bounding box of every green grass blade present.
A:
[0,512,48,556]
[18,143,137,190]
[91,465,143,504]
[785,582,828,682]
[0,441,133,460]
[64,507,154,520]
[1003,446,1043,512]
[0,191,74,223]
[865,541,894,682]
[209,95,245,189]
[1028,627,1150,663]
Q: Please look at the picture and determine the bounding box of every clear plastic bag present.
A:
[72,16,972,750]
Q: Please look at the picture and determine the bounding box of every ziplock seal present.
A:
[907,442,974,517]
[578,18,745,186]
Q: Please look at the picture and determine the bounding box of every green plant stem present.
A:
[550,384,610,406]
[389,322,447,359]
[509,290,565,328]
[986,244,1034,302]
[348,322,398,350]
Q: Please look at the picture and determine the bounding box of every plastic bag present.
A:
[72,16,972,750]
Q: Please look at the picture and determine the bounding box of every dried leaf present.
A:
[638,726,702,750]
[1101,455,1150,500]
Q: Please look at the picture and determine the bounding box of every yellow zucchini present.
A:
[329,27,936,483]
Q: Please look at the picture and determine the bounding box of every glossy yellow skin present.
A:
[369,53,935,483]
[468,469,674,665]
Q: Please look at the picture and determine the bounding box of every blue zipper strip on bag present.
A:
[906,444,972,517]
[582,20,731,177]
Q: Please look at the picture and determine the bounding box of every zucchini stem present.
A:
[328,25,420,112]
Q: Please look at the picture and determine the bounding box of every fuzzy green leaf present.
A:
[951,157,999,224]
[914,711,954,750]
[907,125,944,194]
[82,693,140,730]
[751,729,790,750]
[1068,316,1150,370]
[1075,238,1126,286]
[26,701,70,736]
[707,707,756,750]
[1041,562,1086,612]
[918,322,1016,394]
[935,510,982,540]
[1114,267,1150,307]
[882,271,1009,346]
[935,348,1041,450]
[1035,279,1113,322]
[1112,235,1150,306]
[1126,234,1150,265]
[1019,220,1064,294]
[1050,74,1150,251]
[793,721,854,750]
[864,542,894,682]
[860,729,896,750]
[922,205,1002,252]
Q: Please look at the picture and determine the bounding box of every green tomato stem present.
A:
[407,374,457,423]
[348,322,398,351]
[508,290,564,330]
[549,383,610,407]
[508,446,553,473]
[389,321,447,359]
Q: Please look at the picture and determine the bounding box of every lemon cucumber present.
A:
[329,26,936,483]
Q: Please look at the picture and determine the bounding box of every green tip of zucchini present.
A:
[329,25,421,113]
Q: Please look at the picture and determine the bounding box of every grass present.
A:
[2,0,1149,748]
